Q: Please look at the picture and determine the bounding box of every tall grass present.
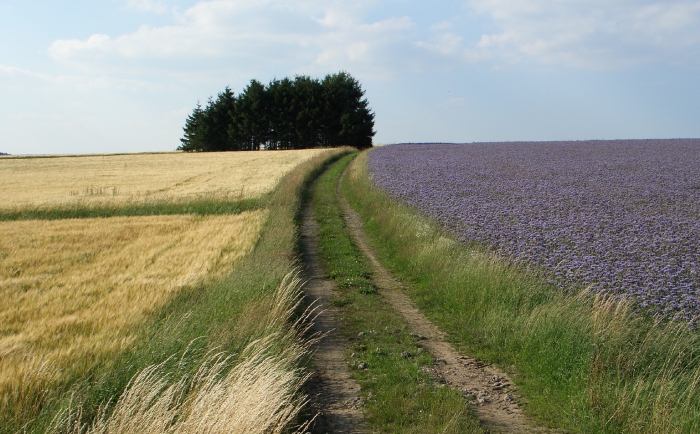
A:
[2,148,351,433]
[343,150,700,433]
[50,274,316,434]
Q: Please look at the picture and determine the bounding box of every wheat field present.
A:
[0,150,328,209]
[0,211,267,398]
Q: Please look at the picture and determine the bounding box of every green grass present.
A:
[0,196,262,221]
[2,148,351,433]
[311,154,485,433]
[342,150,700,433]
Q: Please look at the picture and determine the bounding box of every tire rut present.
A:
[301,184,368,434]
[337,163,549,433]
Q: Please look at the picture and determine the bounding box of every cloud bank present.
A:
[48,0,416,79]
[466,0,700,68]
[44,0,700,78]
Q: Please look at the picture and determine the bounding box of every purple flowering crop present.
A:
[368,140,700,323]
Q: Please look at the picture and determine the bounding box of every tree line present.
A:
[178,72,375,152]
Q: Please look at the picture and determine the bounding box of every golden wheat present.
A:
[0,149,329,209]
[0,211,267,398]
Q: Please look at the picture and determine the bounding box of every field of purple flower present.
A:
[369,140,700,323]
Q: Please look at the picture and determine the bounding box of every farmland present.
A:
[0,212,265,399]
[0,150,328,210]
[0,148,347,433]
[5,141,700,433]
[369,140,700,323]
[344,147,700,432]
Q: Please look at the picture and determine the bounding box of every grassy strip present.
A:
[3,148,351,433]
[311,154,485,433]
[0,197,262,221]
[343,150,700,433]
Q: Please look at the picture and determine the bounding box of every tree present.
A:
[178,102,205,152]
[235,80,269,150]
[180,72,375,151]
[294,76,324,149]
[267,77,296,150]
[178,87,237,152]
[210,86,237,151]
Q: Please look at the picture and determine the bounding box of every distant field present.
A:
[0,211,266,398]
[351,147,700,432]
[0,150,328,209]
[370,140,700,322]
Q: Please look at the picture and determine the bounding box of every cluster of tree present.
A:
[178,72,375,152]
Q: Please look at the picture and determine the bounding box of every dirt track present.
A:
[301,159,547,433]
[301,195,368,433]
[337,162,549,433]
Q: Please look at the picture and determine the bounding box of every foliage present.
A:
[178,72,375,152]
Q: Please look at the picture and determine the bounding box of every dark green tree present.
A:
[178,87,237,152]
[321,71,375,149]
[207,86,237,151]
[294,75,324,149]
[180,72,374,151]
[178,102,205,152]
[235,80,269,150]
[267,77,296,150]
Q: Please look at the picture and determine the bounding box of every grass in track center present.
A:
[311,153,485,433]
[342,150,700,433]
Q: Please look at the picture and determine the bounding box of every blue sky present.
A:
[1,0,699,154]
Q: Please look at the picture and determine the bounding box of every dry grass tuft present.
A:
[51,274,316,434]
[0,150,329,209]
[0,211,267,408]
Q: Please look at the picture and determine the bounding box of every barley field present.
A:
[0,149,328,209]
[0,211,266,400]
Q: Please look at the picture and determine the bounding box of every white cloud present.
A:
[50,0,700,79]
[47,0,415,79]
[461,0,700,68]
[439,97,467,108]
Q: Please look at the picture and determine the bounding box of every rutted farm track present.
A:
[300,185,368,433]
[302,156,548,433]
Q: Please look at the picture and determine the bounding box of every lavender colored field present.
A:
[369,140,700,323]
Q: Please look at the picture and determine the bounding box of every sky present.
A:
[1,0,699,155]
